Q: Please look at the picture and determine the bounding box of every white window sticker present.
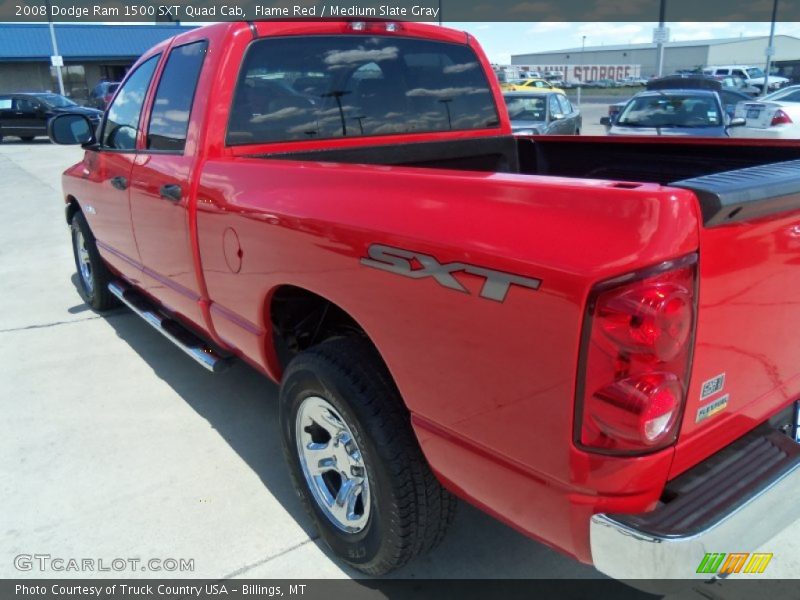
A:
[700,373,725,400]
[696,394,729,423]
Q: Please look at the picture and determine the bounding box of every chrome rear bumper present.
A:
[590,428,800,579]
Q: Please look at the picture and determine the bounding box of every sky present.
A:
[446,21,800,63]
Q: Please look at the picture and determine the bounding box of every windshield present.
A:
[746,67,765,78]
[227,35,499,145]
[38,94,77,108]
[504,95,546,121]
[616,93,722,128]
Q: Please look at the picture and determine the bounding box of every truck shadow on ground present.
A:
[99,307,653,590]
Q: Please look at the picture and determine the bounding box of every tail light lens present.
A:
[576,255,698,454]
[771,109,793,126]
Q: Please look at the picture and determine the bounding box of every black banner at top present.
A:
[3,0,800,23]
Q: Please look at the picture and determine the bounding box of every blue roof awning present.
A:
[0,24,195,62]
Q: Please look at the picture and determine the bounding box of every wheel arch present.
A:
[266,284,398,391]
[65,195,80,225]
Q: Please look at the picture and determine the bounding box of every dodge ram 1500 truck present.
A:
[49,20,800,579]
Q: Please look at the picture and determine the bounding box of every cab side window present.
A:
[101,55,159,151]
[14,98,39,112]
[147,41,208,153]
[557,95,573,114]
[548,95,562,118]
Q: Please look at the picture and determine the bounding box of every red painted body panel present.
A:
[58,21,800,566]
[194,158,700,562]
[79,152,141,277]
[670,211,800,477]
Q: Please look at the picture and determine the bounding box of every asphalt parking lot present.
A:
[0,116,797,595]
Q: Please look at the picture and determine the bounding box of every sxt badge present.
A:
[361,244,541,303]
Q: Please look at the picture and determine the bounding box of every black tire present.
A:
[20,136,35,142]
[279,337,456,575]
[70,211,117,311]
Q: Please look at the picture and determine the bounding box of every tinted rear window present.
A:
[227,35,499,145]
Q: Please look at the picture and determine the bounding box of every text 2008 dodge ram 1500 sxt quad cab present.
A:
[49,20,800,578]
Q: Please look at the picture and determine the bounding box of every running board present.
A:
[108,281,231,373]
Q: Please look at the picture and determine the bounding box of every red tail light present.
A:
[771,109,793,126]
[576,255,698,454]
[103,94,113,104]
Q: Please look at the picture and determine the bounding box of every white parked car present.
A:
[730,85,800,138]
[703,65,789,91]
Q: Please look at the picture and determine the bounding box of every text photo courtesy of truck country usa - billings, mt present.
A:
[3,3,800,600]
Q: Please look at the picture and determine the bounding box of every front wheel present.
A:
[279,337,456,575]
[70,211,116,311]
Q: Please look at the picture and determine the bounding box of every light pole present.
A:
[577,35,586,106]
[655,0,667,77]
[45,0,65,95]
[763,0,779,96]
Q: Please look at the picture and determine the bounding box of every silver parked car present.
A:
[503,91,582,136]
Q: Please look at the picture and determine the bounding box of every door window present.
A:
[557,95,573,114]
[548,95,563,118]
[147,41,208,152]
[101,55,159,151]
[13,98,40,112]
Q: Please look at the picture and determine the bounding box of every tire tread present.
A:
[281,336,456,574]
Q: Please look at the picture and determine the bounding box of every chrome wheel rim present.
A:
[75,229,93,293]
[295,396,371,533]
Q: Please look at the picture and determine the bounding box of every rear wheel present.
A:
[279,337,456,574]
[70,211,116,311]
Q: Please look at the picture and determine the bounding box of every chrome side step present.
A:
[108,281,231,373]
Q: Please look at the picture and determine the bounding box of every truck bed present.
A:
[255,135,800,226]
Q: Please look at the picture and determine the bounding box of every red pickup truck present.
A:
[49,20,800,579]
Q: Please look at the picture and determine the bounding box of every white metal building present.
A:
[511,35,800,83]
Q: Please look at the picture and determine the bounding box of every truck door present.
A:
[129,39,208,329]
[82,55,160,278]
[9,96,46,138]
